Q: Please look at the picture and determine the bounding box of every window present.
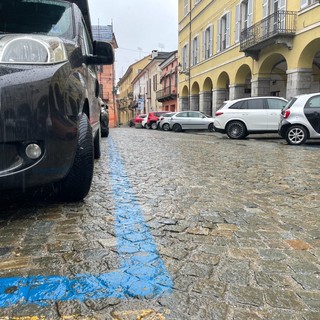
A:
[243,99,265,109]
[217,13,230,52]
[184,0,189,15]
[191,36,200,66]
[267,98,287,109]
[176,112,188,117]
[306,96,320,108]
[189,111,202,118]
[194,0,202,4]
[229,101,244,109]
[153,75,157,91]
[182,44,189,70]
[301,0,318,8]
[203,25,213,59]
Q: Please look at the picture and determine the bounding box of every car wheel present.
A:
[94,126,101,159]
[151,122,157,130]
[226,121,246,139]
[101,127,109,137]
[145,123,150,129]
[285,125,308,145]
[162,123,170,131]
[58,113,94,201]
[173,123,182,132]
[208,123,214,132]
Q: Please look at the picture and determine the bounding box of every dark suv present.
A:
[146,111,169,130]
[0,0,114,200]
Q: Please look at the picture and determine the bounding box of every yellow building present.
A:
[178,0,320,115]
[117,55,151,125]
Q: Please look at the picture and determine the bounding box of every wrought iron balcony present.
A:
[240,10,297,60]
[156,87,178,102]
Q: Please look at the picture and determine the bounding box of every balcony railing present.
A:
[240,10,297,59]
[156,87,178,102]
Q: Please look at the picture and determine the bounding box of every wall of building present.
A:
[178,0,320,114]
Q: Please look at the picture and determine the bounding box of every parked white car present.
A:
[141,115,149,129]
[279,93,320,145]
[214,96,287,139]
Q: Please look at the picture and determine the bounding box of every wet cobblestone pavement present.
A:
[0,128,319,319]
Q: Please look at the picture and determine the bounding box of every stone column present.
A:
[190,94,200,111]
[212,89,227,113]
[251,78,271,97]
[199,91,213,116]
[229,84,246,100]
[286,69,313,99]
[179,96,189,111]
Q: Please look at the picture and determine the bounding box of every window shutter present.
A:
[235,4,240,43]
[217,19,221,53]
[226,12,230,48]
[202,30,205,61]
[197,36,200,63]
[248,0,253,27]
[209,25,213,56]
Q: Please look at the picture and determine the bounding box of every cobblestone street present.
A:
[0,127,319,319]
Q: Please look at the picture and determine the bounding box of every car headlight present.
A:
[0,35,67,64]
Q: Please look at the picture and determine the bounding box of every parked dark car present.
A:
[0,0,114,201]
[100,99,109,137]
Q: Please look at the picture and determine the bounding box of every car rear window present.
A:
[283,98,297,111]
[267,98,287,109]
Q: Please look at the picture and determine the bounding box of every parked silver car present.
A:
[158,112,177,131]
[279,93,320,145]
[168,111,214,132]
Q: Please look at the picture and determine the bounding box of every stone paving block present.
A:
[0,257,30,270]
[228,285,264,307]
[264,289,306,310]
[286,239,312,250]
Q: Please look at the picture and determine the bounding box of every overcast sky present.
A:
[89,0,178,81]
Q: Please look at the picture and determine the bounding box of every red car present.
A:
[146,111,169,130]
[133,114,147,125]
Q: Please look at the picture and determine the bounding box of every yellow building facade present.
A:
[178,0,320,115]
[117,55,151,125]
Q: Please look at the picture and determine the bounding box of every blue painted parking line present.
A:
[0,136,173,307]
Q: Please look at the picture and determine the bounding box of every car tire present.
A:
[58,113,94,201]
[94,126,101,159]
[226,121,246,139]
[208,123,214,132]
[151,122,157,130]
[162,123,170,131]
[101,126,109,137]
[285,125,308,145]
[173,123,182,132]
[145,123,150,129]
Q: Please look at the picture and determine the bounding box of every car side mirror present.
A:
[87,41,114,65]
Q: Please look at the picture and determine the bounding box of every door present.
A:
[187,111,207,129]
[240,98,268,130]
[304,95,320,134]
[266,98,287,130]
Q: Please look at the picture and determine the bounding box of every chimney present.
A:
[151,50,158,59]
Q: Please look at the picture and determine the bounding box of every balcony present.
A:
[240,10,297,60]
[156,87,178,102]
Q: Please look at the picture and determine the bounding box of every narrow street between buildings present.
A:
[0,128,319,319]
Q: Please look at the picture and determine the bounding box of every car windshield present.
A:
[0,0,74,39]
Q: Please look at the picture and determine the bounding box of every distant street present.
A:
[0,128,319,319]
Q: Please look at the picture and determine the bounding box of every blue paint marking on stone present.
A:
[0,136,173,307]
